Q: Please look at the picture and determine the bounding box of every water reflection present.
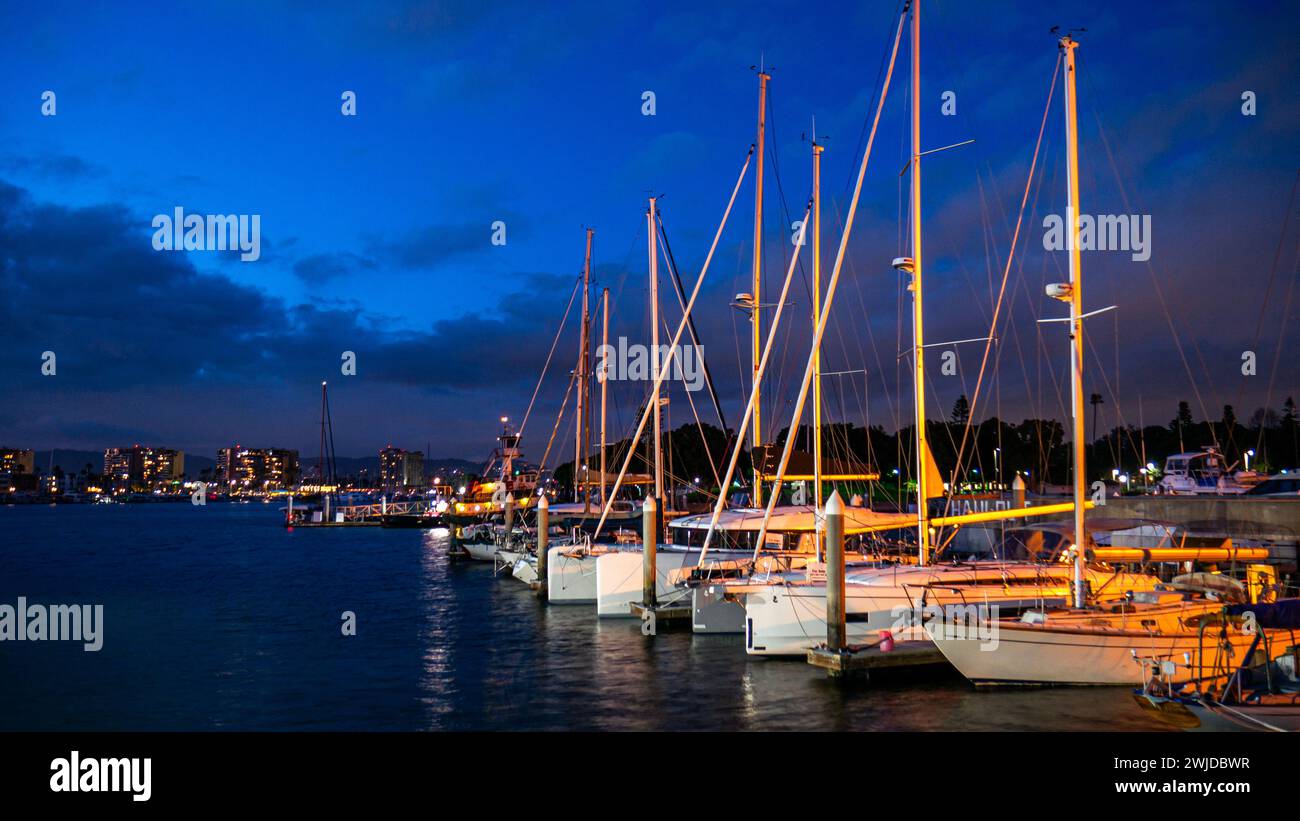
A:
[2,507,1162,731]
[413,530,1163,731]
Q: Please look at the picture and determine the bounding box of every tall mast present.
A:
[318,380,336,489]
[812,129,824,556]
[1061,35,1087,608]
[909,1,931,564]
[318,381,327,487]
[751,64,770,506]
[648,197,663,503]
[577,228,593,509]
[600,286,609,508]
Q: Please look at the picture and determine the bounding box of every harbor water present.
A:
[2,504,1165,731]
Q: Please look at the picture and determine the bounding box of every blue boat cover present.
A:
[1227,599,1300,629]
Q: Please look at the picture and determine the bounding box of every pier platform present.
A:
[287,520,380,528]
[807,641,947,679]
[629,600,693,630]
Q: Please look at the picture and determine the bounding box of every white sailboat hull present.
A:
[928,620,1259,686]
[547,547,598,604]
[742,566,1152,657]
[594,550,693,617]
[594,548,762,618]
[511,556,538,585]
[691,585,747,633]
[461,542,499,562]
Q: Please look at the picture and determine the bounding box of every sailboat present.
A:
[1134,599,1300,731]
[562,66,888,620]
[726,5,1186,657]
[284,381,342,526]
[551,126,796,605]
[924,33,1286,685]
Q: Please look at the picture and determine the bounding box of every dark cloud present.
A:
[0,180,601,454]
[362,215,525,271]
[0,153,102,180]
[293,251,378,283]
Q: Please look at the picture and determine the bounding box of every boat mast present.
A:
[318,381,327,488]
[318,380,337,490]
[751,63,770,506]
[811,127,824,558]
[648,196,664,504]
[600,286,609,509]
[577,228,593,510]
[909,0,931,565]
[1061,34,1088,608]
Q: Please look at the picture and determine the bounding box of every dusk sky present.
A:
[1,0,1296,462]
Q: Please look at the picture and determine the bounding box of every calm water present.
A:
[1,504,1165,731]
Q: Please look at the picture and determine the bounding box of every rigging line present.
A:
[659,312,724,491]
[840,0,906,206]
[1252,170,1300,454]
[698,200,812,564]
[592,146,753,541]
[992,147,1046,403]
[324,386,338,485]
[600,214,648,339]
[763,87,814,307]
[941,51,1060,509]
[752,6,906,562]
[987,118,1063,478]
[1082,76,1221,446]
[1081,315,1142,468]
[536,358,578,477]
[990,143,1063,480]
[731,242,748,420]
[1256,237,1300,458]
[763,91,818,446]
[827,196,888,430]
[656,211,730,435]
[517,274,582,441]
[834,248,875,429]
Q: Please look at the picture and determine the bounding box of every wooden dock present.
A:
[807,641,948,679]
[628,600,693,632]
[288,520,380,528]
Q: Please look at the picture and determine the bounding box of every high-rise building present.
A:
[380,446,425,491]
[0,448,35,491]
[217,446,300,492]
[143,448,185,487]
[104,446,185,491]
[104,446,143,490]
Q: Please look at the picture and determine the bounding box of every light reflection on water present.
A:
[0,506,1164,731]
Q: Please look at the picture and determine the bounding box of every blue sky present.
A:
[0,0,1296,460]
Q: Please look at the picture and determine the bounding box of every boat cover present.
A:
[1227,599,1300,629]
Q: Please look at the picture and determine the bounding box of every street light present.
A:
[1246,449,1255,471]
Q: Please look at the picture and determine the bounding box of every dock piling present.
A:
[825,489,846,652]
[503,495,515,551]
[534,495,549,596]
[628,495,689,629]
[641,495,658,609]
